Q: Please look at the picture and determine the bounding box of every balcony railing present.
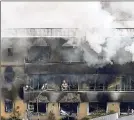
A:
[23,85,134,92]
[22,74,134,92]
[2,28,78,38]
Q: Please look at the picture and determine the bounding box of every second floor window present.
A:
[28,102,47,113]
[4,66,15,83]
[8,48,13,56]
[5,99,13,113]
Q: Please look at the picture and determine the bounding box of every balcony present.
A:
[23,74,134,91]
[23,74,134,102]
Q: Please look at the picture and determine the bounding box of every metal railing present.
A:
[2,28,78,38]
[23,85,134,92]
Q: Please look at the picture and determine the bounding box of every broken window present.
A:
[60,103,78,117]
[88,102,107,114]
[7,48,13,56]
[5,99,13,113]
[120,102,134,114]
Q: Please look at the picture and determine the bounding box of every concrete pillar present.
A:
[47,103,60,120]
[107,102,120,114]
[78,102,88,120]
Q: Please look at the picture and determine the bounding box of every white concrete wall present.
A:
[91,113,119,120]
[117,115,134,120]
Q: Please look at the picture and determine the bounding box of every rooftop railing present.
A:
[2,28,78,38]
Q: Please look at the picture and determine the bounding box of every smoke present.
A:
[1,2,134,67]
[101,2,134,21]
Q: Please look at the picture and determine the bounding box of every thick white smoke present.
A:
[101,2,134,21]
[1,2,134,66]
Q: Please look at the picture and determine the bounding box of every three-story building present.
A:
[1,28,134,120]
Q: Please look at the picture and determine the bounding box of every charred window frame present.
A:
[88,102,107,114]
[5,99,13,113]
[60,103,79,116]
[28,102,47,115]
[120,102,134,114]
[7,48,13,56]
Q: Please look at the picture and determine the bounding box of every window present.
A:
[8,48,13,56]
[5,99,13,113]
[60,103,78,116]
[4,66,14,83]
[120,102,134,114]
[28,103,34,112]
[38,103,47,113]
[28,102,47,114]
[88,102,107,114]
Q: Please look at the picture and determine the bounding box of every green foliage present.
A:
[80,109,116,120]
[88,109,106,119]
[47,111,56,120]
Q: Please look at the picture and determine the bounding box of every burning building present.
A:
[1,28,134,120]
